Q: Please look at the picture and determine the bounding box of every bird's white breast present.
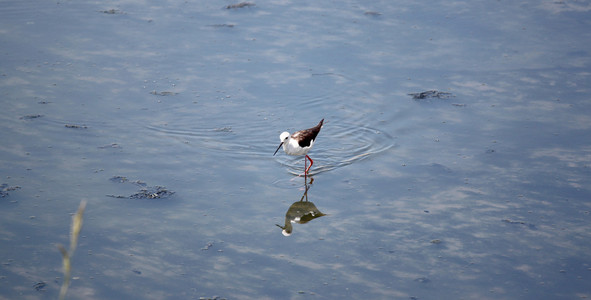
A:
[283,137,313,156]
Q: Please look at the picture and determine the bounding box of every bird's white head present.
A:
[279,131,290,142]
[273,131,291,156]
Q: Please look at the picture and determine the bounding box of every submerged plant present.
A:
[57,200,86,300]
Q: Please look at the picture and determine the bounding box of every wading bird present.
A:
[273,119,324,176]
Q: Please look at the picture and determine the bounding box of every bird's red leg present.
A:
[305,155,314,174]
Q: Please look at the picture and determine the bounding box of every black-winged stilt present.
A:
[273,119,324,176]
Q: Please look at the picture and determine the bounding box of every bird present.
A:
[273,119,324,176]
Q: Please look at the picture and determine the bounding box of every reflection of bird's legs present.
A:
[301,177,313,202]
[300,183,309,202]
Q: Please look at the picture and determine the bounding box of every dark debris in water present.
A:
[1,184,21,198]
[214,126,232,133]
[208,24,235,28]
[109,176,147,186]
[364,11,382,16]
[20,114,43,120]
[409,90,454,100]
[502,219,537,230]
[109,176,129,183]
[33,281,46,291]
[65,124,88,129]
[201,242,214,251]
[226,2,255,9]
[150,90,178,96]
[98,143,121,149]
[108,176,173,199]
[199,296,227,300]
[99,9,124,14]
[414,277,431,284]
[129,186,174,199]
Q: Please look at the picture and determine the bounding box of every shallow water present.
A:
[1,0,591,299]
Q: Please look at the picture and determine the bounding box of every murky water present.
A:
[1,1,591,299]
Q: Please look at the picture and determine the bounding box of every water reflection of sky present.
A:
[1,0,590,299]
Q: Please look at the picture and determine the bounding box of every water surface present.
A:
[1,1,590,299]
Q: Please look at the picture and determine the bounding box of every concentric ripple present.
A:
[143,71,395,175]
[145,121,268,158]
[274,121,396,176]
[145,117,395,177]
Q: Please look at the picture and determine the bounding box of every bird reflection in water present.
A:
[276,178,326,236]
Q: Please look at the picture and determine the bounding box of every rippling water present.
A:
[1,1,590,299]
[274,120,395,176]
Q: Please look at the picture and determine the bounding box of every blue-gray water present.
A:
[1,1,590,299]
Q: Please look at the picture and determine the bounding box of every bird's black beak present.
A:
[273,142,283,156]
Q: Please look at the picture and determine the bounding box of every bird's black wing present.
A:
[294,119,323,148]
